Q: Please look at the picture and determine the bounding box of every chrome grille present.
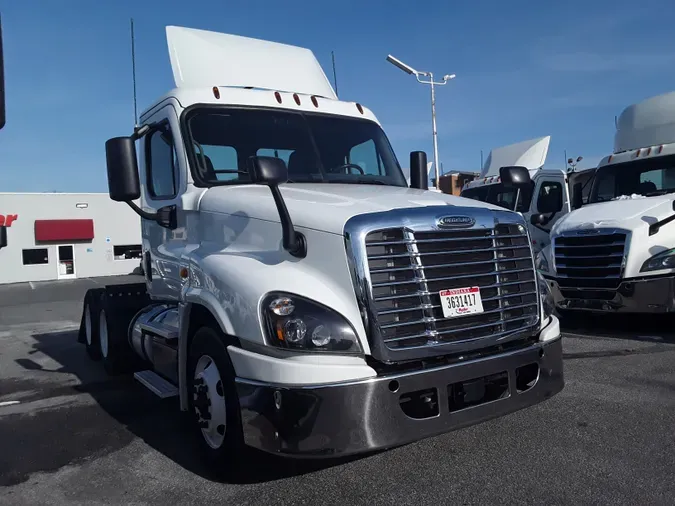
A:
[553,231,627,291]
[365,224,539,353]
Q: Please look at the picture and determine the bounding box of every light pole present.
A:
[567,156,583,172]
[386,54,455,191]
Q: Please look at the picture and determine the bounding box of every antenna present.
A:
[331,51,338,98]
[480,149,483,168]
[130,18,138,126]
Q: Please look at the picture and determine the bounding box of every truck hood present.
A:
[198,183,505,235]
[551,195,675,236]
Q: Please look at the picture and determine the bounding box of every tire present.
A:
[187,326,246,467]
[98,303,142,376]
[84,299,102,361]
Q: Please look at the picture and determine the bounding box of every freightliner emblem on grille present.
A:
[436,215,475,228]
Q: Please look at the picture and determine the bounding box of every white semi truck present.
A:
[78,25,564,464]
[539,90,675,314]
[461,136,595,254]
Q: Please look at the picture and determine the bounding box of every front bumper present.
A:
[235,327,564,458]
[548,274,675,313]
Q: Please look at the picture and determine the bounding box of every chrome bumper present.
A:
[235,334,564,458]
[548,274,675,313]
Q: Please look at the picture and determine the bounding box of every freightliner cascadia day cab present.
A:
[538,90,675,314]
[79,26,564,464]
[461,136,595,254]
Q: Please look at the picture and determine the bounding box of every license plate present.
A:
[439,286,484,318]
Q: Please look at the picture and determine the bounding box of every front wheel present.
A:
[187,326,246,466]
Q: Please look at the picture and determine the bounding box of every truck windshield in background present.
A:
[184,107,408,187]
[461,182,534,212]
[590,154,675,202]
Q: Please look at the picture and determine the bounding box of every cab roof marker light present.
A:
[293,93,301,105]
[356,103,364,114]
[311,95,319,107]
[636,149,641,156]
[608,155,613,163]
[274,91,282,104]
[212,86,220,99]
[646,147,652,156]
[658,145,664,154]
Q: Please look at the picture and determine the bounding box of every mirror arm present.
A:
[125,201,177,230]
[269,186,306,258]
[131,124,151,141]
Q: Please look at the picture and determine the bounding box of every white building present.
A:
[0,193,142,284]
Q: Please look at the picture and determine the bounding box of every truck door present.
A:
[528,173,568,254]
[138,103,186,301]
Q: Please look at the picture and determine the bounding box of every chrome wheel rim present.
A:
[193,354,227,449]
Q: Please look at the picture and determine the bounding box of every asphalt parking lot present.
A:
[1,277,674,505]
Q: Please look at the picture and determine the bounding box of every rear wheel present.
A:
[84,299,102,360]
[98,304,142,375]
[187,326,246,466]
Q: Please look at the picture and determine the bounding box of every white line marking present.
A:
[0,400,20,407]
[28,281,35,290]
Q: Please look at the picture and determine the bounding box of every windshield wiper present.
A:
[644,189,675,197]
[328,178,391,186]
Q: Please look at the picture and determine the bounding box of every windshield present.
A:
[184,107,408,187]
[590,154,675,203]
[461,182,534,212]
[569,169,594,207]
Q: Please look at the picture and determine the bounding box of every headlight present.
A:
[262,293,363,354]
[535,250,549,273]
[640,248,675,272]
[537,271,554,321]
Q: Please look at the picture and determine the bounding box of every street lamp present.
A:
[567,156,583,172]
[386,54,456,191]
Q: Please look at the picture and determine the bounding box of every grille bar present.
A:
[374,279,534,302]
[371,255,533,274]
[364,223,539,354]
[367,233,527,246]
[368,244,530,260]
[380,301,538,329]
[553,230,628,291]
[377,290,539,315]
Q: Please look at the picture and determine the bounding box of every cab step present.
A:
[134,370,178,398]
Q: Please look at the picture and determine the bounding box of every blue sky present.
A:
[1,0,674,192]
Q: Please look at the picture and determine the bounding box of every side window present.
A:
[147,125,179,199]
[596,174,615,201]
[197,145,239,182]
[348,139,383,176]
[536,181,563,213]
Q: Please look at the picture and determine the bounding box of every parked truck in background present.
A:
[538,90,675,314]
[461,136,595,254]
[79,25,564,464]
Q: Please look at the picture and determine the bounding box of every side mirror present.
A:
[499,166,531,188]
[248,156,306,258]
[0,226,7,250]
[105,137,140,202]
[572,182,583,209]
[248,155,288,185]
[0,15,5,130]
[410,151,429,190]
[530,214,547,226]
